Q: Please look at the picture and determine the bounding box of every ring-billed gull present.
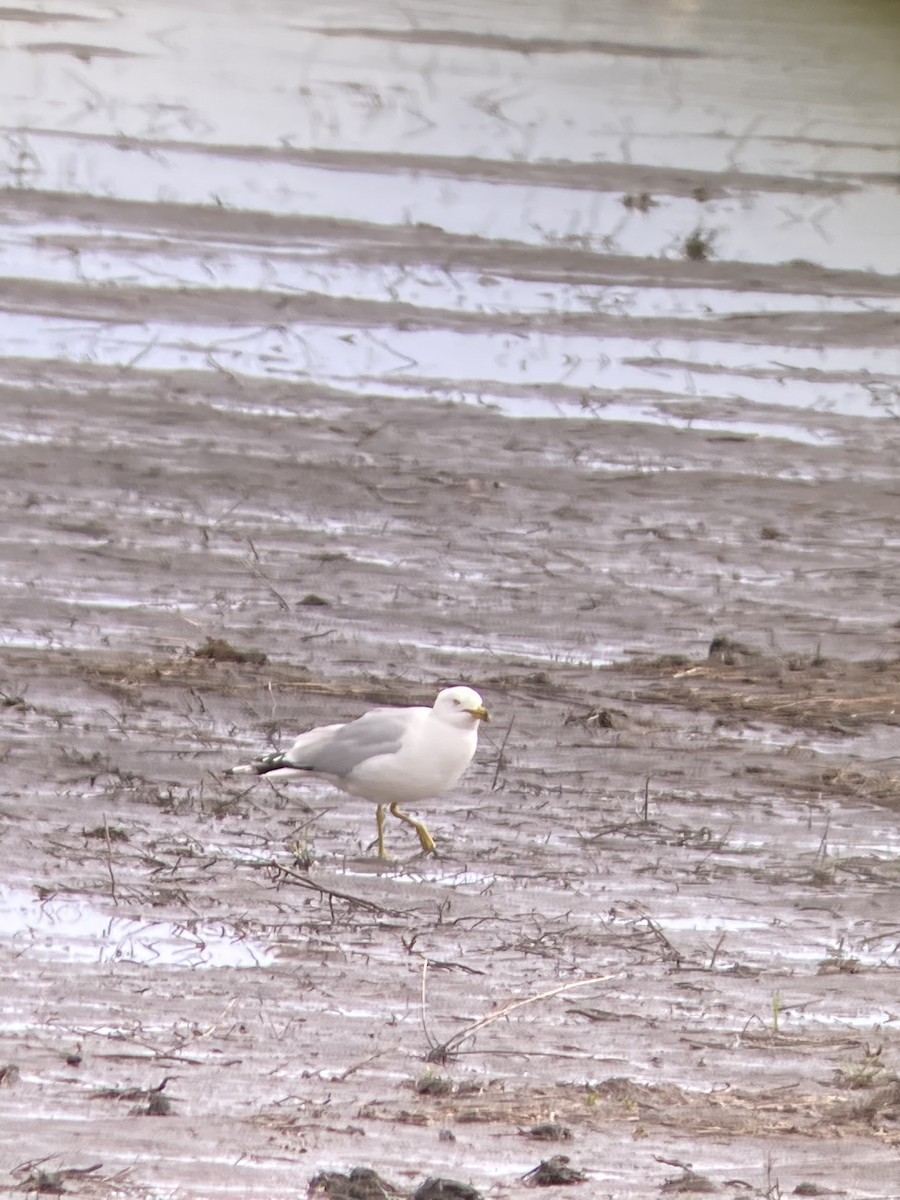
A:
[226,685,490,857]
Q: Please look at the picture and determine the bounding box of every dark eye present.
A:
[452,698,460,705]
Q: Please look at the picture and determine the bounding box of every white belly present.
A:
[342,723,478,805]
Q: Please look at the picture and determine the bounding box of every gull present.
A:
[226,685,490,857]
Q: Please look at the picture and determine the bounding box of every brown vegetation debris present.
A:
[832,1047,899,1091]
[309,1168,403,1200]
[522,1155,587,1186]
[616,646,900,732]
[412,1181,484,1200]
[192,636,268,665]
[660,1168,718,1193]
[521,1121,574,1141]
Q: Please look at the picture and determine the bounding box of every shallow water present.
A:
[1,0,898,444]
[0,886,273,968]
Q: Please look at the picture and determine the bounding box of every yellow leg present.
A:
[376,804,388,859]
[389,802,436,854]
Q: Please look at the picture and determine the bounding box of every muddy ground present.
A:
[4,1,900,1198]
[4,350,900,1198]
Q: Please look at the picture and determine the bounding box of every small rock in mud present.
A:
[522,1156,587,1186]
[309,1168,402,1200]
[192,636,267,665]
[413,1180,483,1200]
[0,1063,20,1085]
[415,1072,457,1096]
[521,1121,574,1141]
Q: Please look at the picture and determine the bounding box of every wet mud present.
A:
[5,341,900,1199]
[3,0,900,1196]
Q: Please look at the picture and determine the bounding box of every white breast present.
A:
[344,712,478,805]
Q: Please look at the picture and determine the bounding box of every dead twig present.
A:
[267,862,405,917]
[490,714,516,791]
[420,959,437,1053]
[638,915,684,966]
[241,550,290,612]
[13,1159,105,1193]
[327,1051,385,1082]
[425,973,621,1062]
[178,998,238,1048]
[708,931,727,970]
[102,811,118,906]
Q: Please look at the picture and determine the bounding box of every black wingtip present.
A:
[253,754,287,775]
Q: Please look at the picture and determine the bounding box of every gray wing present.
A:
[286,708,411,778]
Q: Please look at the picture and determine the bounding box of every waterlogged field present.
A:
[2,0,900,1196]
